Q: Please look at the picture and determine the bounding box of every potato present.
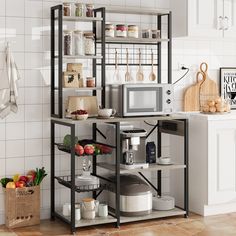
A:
[202,105,209,112]
[208,100,215,107]
[209,106,216,113]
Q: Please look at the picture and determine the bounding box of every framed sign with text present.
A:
[220,67,236,109]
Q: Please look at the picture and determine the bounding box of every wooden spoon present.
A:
[136,48,144,82]
[125,48,131,82]
[149,49,156,81]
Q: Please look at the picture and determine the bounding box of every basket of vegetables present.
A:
[0,167,47,229]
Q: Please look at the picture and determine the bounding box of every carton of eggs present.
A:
[202,97,230,113]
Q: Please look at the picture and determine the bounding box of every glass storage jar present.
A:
[116,24,127,37]
[74,30,84,56]
[63,3,71,16]
[86,4,94,17]
[84,32,95,55]
[128,25,139,38]
[64,30,73,56]
[151,29,160,39]
[75,3,84,17]
[142,29,151,38]
[105,23,115,37]
[86,77,95,87]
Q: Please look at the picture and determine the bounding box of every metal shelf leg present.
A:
[50,120,55,220]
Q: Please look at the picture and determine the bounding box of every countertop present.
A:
[176,110,236,121]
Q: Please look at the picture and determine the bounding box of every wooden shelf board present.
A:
[97,162,186,173]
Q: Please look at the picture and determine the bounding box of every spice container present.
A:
[75,3,84,17]
[105,23,115,37]
[128,25,139,38]
[142,29,151,38]
[116,24,127,37]
[84,32,95,55]
[63,3,71,16]
[74,30,84,56]
[151,29,160,39]
[64,30,73,56]
[86,77,95,87]
[86,4,94,17]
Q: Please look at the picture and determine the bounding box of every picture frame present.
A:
[220,67,236,109]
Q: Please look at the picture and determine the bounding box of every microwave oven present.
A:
[107,84,174,117]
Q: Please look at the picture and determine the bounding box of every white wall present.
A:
[0,0,236,225]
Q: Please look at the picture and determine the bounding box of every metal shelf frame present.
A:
[50,118,189,234]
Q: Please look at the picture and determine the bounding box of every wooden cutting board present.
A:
[184,72,204,111]
[199,74,218,100]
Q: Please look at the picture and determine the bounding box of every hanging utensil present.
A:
[136,48,144,82]
[149,49,156,81]
[113,49,121,83]
[125,48,131,82]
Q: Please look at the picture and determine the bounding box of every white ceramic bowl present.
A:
[158,157,171,165]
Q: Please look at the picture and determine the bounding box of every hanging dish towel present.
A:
[0,43,21,118]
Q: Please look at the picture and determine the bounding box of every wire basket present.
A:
[200,94,231,114]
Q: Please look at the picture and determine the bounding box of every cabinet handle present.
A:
[224,16,229,30]
[218,16,224,30]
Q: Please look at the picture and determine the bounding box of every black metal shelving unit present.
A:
[50,5,188,235]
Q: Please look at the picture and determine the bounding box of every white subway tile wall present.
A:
[0,0,236,224]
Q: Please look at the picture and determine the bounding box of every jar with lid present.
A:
[105,23,115,37]
[74,30,84,56]
[116,24,127,37]
[142,29,151,38]
[64,30,73,56]
[128,25,139,38]
[86,77,95,87]
[63,3,71,16]
[84,32,95,55]
[86,4,94,17]
[75,3,84,17]
[151,29,160,39]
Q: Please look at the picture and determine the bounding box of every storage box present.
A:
[5,186,40,229]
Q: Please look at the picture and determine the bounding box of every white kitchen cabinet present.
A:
[170,112,236,216]
[170,0,236,38]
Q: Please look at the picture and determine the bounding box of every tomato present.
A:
[75,144,84,156]
[84,144,95,155]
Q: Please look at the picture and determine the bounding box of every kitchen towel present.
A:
[0,43,21,118]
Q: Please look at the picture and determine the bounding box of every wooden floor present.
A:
[1,213,236,236]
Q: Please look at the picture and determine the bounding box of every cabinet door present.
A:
[208,120,236,205]
[188,0,223,37]
[223,0,236,38]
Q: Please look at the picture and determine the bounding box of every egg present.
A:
[208,100,215,107]
[209,106,216,113]
[202,105,209,112]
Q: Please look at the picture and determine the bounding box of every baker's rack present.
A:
[50,5,189,235]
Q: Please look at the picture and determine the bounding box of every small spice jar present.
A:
[86,4,94,17]
[151,29,160,39]
[128,25,139,38]
[84,32,95,55]
[64,30,73,56]
[75,3,84,17]
[116,24,127,37]
[86,77,95,87]
[105,23,115,37]
[142,29,151,38]
[63,3,71,16]
[74,30,84,56]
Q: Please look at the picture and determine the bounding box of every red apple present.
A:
[75,144,84,156]
[15,181,25,188]
[19,176,28,183]
[84,144,95,155]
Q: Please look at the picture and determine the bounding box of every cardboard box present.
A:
[5,186,40,228]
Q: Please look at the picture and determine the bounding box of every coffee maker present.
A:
[121,128,148,169]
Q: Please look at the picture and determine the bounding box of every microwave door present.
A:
[125,88,162,115]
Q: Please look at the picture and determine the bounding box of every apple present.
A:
[6,182,16,189]
[15,181,25,188]
[19,176,28,183]
[75,144,84,156]
[84,144,95,155]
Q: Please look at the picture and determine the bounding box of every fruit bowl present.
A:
[71,114,88,120]
[71,110,88,120]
